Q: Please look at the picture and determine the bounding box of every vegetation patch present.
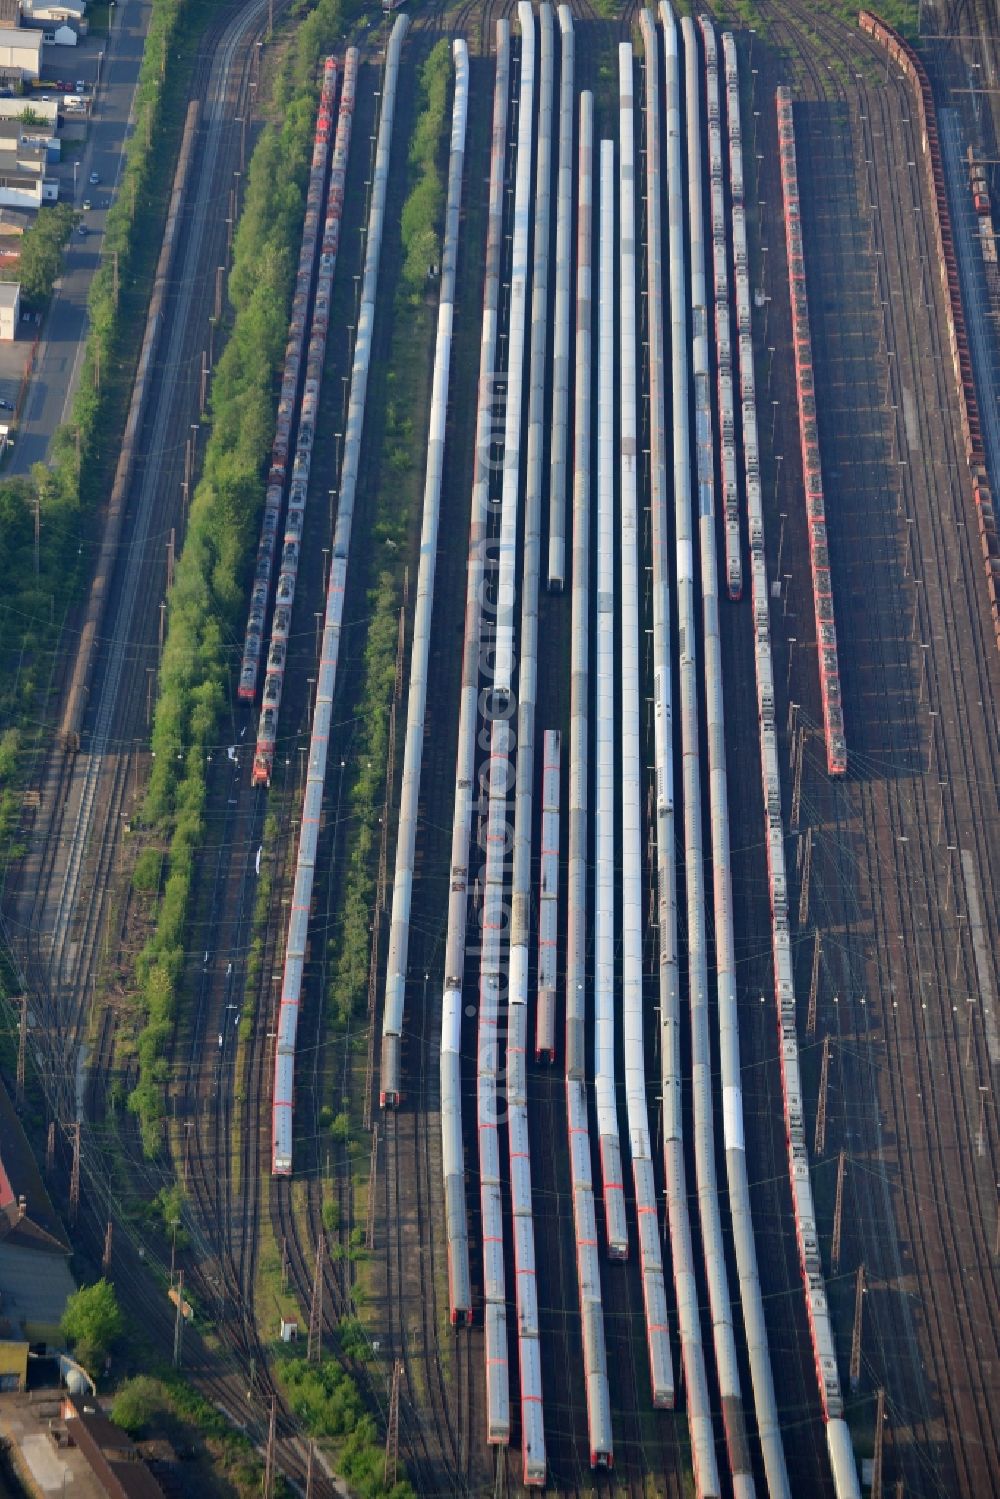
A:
[275,1349,414,1498]
[111,1372,279,1497]
[62,1278,124,1369]
[836,0,918,37]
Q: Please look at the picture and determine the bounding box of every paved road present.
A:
[10,0,153,474]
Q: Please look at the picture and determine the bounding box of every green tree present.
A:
[61,1279,123,1366]
[1,203,74,306]
[111,1375,165,1435]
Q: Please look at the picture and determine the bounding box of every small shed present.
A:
[0,280,18,339]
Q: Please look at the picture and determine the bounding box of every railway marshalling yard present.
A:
[4,1,998,1497]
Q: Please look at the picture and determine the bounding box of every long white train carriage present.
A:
[595,137,629,1263]
[689,15,791,1496]
[272,14,410,1177]
[478,6,538,1452]
[505,5,552,1482]
[440,18,510,1331]
[493,1,536,699]
[536,731,560,1063]
[547,4,574,591]
[565,88,614,1470]
[380,40,468,1106]
[641,13,720,1492]
[669,5,754,1492]
[618,41,674,1409]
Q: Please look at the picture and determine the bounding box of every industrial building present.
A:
[0,25,42,79]
[0,1080,75,1346]
[0,280,19,336]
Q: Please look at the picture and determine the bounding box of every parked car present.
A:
[0,399,13,411]
[77,222,87,237]
[89,171,99,185]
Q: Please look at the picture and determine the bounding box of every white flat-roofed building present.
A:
[0,280,19,338]
[0,26,42,79]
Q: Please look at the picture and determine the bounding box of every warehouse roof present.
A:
[63,1399,167,1499]
[0,1079,70,1253]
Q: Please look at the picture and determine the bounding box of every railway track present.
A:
[753,4,1000,1492]
[0,0,356,1488]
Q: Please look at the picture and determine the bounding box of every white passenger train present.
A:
[440,18,510,1331]
[536,731,560,1063]
[379,39,468,1109]
[618,42,674,1410]
[595,136,629,1263]
[648,9,722,1491]
[565,87,614,1470]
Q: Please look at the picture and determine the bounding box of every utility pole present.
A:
[32,490,39,577]
[806,928,821,1038]
[815,1034,831,1157]
[200,349,209,413]
[798,825,813,927]
[791,725,805,831]
[46,1120,55,1174]
[102,1221,113,1273]
[215,264,224,322]
[384,1360,402,1490]
[872,1387,885,1499]
[16,995,26,1106]
[850,1263,865,1392]
[263,1395,276,1498]
[173,1269,185,1368]
[166,529,175,590]
[832,1148,846,1275]
[305,1440,315,1499]
[281,1235,289,1293]
[307,1233,324,1362]
[69,1122,80,1223]
[365,1126,379,1250]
